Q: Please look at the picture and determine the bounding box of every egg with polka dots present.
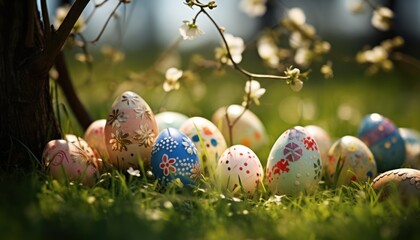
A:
[179,117,227,173]
[327,135,377,186]
[357,113,405,173]
[42,136,100,187]
[84,119,108,162]
[215,145,264,195]
[151,128,201,186]
[104,91,158,171]
[266,127,322,196]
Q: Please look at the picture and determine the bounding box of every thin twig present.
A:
[91,1,122,44]
[391,52,420,71]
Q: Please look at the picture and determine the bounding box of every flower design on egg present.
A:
[283,142,302,162]
[303,136,318,151]
[182,137,197,155]
[272,159,290,176]
[110,129,132,152]
[121,94,140,106]
[160,154,176,176]
[134,105,152,120]
[133,125,155,148]
[190,163,202,180]
[108,109,128,128]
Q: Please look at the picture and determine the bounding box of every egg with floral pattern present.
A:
[84,119,108,161]
[399,128,420,169]
[105,91,158,170]
[266,127,322,196]
[327,136,377,186]
[151,128,201,185]
[42,138,100,187]
[304,125,332,175]
[357,113,405,173]
[215,145,264,195]
[212,105,268,152]
[155,111,188,130]
[179,117,227,173]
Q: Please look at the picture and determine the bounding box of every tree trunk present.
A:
[0,0,61,171]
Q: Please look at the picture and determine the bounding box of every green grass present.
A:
[1,52,420,239]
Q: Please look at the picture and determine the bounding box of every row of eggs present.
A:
[42,91,420,198]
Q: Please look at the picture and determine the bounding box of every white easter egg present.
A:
[179,117,227,173]
[399,128,420,169]
[304,125,332,175]
[327,136,377,186]
[215,145,264,195]
[84,119,108,161]
[155,111,188,130]
[266,127,322,196]
[212,105,268,152]
[104,91,158,170]
[42,138,99,186]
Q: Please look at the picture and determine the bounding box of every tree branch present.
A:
[40,0,90,72]
[55,51,93,130]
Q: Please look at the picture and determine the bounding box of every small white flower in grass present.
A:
[163,67,183,92]
[179,21,204,40]
[371,7,393,31]
[215,33,245,65]
[240,0,267,17]
[127,167,140,177]
[244,80,266,106]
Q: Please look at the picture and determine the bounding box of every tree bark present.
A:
[0,0,61,171]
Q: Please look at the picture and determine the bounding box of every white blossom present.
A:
[163,67,183,92]
[179,21,204,40]
[215,33,245,65]
[127,167,141,177]
[371,7,393,31]
[240,0,267,17]
[287,8,306,26]
[244,80,266,105]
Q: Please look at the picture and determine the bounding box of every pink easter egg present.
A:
[84,119,108,161]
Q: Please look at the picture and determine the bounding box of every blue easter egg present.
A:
[357,113,406,173]
[151,128,201,185]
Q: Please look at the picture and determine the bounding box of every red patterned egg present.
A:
[84,119,108,161]
[215,145,264,195]
[372,168,420,203]
[327,136,377,186]
[179,117,227,173]
[42,138,100,186]
[212,105,268,152]
[304,125,332,175]
[104,91,158,170]
[266,127,322,196]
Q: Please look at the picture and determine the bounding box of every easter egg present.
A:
[42,138,100,186]
[151,128,201,186]
[84,119,108,160]
[357,113,405,173]
[304,125,332,175]
[372,168,420,203]
[105,91,158,170]
[266,127,322,196]
[155,111,188,130]
[212,105,268,152]
[179,117,227,173]
[327,136,377,186]
[399,128,420,169]
[215,145,264,195]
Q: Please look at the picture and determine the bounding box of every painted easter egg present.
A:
[179,117,227,173]
[42,138,99,186]
[212,105,268,152]
[399,128,420,169]
[266,127,322,196]
[372,168,420,203]
[215,145,264,195]
[155,111,188,130]
[65,134,102,170]
[84,119,108,161]
[357,113,405,173]
[327,136,377,186]
[151,128,201,186]
[304,125,332,175]
[105,91,158,170]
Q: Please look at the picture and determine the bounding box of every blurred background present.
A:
[46,0,420,159]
